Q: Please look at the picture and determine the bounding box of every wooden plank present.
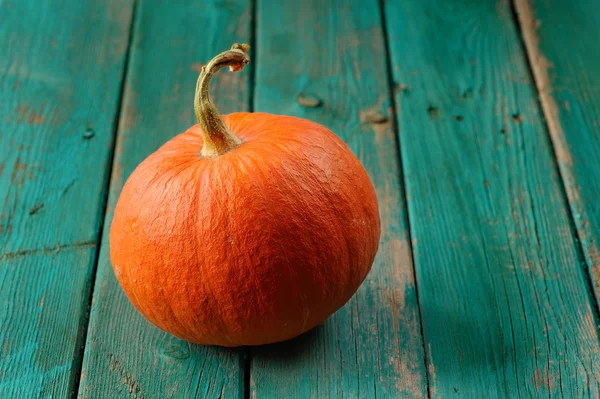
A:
[0,0,133,253]
[384,0,600,397]
[0,247,97,397]
[78,1,251,397]
[0,0,134,396]
[251,0,428,397]
[513,0,600,302]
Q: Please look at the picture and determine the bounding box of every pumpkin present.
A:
[109,44,380,346]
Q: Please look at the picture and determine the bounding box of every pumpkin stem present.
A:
[194,43,250,157]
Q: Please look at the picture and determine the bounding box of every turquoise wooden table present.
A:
[1,0,600,397]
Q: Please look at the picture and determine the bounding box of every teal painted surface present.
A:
[2,1,600,397]
[384,0,600,397]
[0,0,133,253]
[251,0,428,397]
[78,0,251,397]
[0,0,134,396]
[515,0,600,300]
[0,247,96,397]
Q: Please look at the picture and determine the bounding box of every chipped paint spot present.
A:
[27,112,43,125]
[107,352,144,396]
[121,103,138,132]
[394,82,409,94]
[427,105,439,120]
[16,105,28,123]
[15,104,44,125]
[83,128,95,139]
[395,358,426,398]
[28,203,44,215]
[533,368,557,392]
[427,345,437,398]
[297,94,322,108]
[360,109,388,124]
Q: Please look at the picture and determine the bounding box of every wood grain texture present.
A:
[0,0,134,396]
[78,1,251,397]
[513,0,600,303]
[0,0,133,253]
[0,246,97,398]
[251,0,428,397]
[384,0,600,397]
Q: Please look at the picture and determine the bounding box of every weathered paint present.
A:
[78,0,251,397]
[0,247,97,397]
[514,0,600,303]
[384,0,600,397]
[0,0,134,396]
[3,1,600,397]
[0,0,133,253]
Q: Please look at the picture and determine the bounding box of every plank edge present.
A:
[511,0,600,314]
[377,0,432,396]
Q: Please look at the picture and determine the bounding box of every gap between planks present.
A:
[377,0,432,397]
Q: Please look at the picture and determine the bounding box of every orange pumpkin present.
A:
[109,44,380,346]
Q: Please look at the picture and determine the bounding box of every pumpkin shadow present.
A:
[249,324,321,362]
[418,301,528,387]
